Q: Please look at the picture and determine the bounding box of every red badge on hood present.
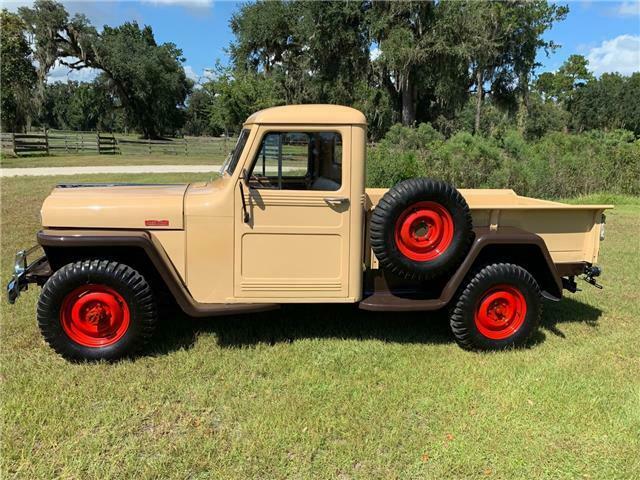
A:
[145,219,169,227]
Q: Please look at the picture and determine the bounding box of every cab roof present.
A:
[244,104,367,126]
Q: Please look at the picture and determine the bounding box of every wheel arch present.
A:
[38,230,278,317]
[446,227,563,302]
[469,243,562,301]
[360,226,563,312]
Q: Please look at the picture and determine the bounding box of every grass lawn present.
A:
[1,176,639,479]
[0,153,226,169]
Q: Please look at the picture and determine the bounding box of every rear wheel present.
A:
[38,260,157,361]
[449,263,541,350]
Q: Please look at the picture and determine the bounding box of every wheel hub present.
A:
[474,285,527,340]
[60,284,130,347]
[394,201,454,261]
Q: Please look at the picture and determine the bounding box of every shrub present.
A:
[366,124,640,198]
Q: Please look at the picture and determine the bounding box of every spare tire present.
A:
[370,178,473,280]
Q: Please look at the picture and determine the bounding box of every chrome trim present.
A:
[7,245,44,304]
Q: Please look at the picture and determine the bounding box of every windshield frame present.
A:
[221,128,250,176]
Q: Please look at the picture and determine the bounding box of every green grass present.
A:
[1,175,639,479]
[0,153,226,168]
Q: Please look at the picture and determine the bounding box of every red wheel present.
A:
[474,284,527,340]
[371,179,472,280]
[60,284,130,348]
[450,264,541,351]
[394,201,454,261]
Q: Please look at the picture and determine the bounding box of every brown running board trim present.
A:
[359,227,563,312]
[37,229,279,318]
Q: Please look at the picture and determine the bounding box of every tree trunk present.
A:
[516,72,530,134]
[401,72,416,126]
[474,69,484,134]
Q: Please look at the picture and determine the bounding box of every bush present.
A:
[366,124,640,199]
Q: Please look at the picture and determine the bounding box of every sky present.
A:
[2,0,639,84]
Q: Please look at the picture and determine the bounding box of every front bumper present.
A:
[6,246,51,304]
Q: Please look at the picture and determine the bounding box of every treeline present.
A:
[1,0,639,145]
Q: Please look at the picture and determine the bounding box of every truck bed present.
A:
[365,188,613,266]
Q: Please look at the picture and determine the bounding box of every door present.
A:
[234,126,351,300]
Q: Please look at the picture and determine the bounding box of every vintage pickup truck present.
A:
[7,105,611,360]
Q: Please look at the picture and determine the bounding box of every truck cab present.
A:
[7,105,611,360]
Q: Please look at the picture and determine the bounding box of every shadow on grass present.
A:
[150,296,602,355]
[539,296,602,339]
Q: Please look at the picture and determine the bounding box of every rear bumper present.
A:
[6,246,52,304]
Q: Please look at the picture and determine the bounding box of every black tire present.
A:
[370,178,473,280]
[449,263,542,351]
[37,260,157,361]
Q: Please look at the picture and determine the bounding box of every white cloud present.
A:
[370,47,381,61]
[184,65,198,82]
[615,1,640,17]
[586,34,640,76]
[47,58,100,84]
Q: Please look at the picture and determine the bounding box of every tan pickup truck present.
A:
[7,105,611,360]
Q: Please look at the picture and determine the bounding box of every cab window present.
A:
[247,132,342,191]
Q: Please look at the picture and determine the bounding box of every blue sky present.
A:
[2,0,639,83]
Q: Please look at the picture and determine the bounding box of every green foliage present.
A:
[534,54,594,104]
[96,22,192,137]
[524,92,570,139]
[229,0,368,107]
[0,10,37,132]
[203,66,286,134]
[183,89,218,137]
[18,0,192,138]
[41,81,115,131]
[367,124,640,198]
[570,72,640,135]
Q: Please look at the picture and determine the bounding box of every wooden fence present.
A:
[0,130,231,158]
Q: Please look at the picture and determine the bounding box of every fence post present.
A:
[45,129,50,156]
[97,130,101,154]
[80,133,84,153]
[65,135,68,154]
[184,138,188,156]
[11,132,16,156]
[148,137,151,155]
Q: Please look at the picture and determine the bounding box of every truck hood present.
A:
[41,183,188,230]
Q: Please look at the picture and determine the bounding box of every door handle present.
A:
[324,197,349,206]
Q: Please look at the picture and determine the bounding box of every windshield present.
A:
[221,129,250,176]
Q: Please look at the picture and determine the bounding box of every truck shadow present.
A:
[539,297,602,339]
[151,297,602,355]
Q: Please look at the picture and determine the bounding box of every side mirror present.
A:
[241,168,250,187]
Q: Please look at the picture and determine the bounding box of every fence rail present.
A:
[0,131,232,158]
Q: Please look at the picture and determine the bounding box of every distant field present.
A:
[0,153,225,168]
[0,131,234,168]
[1,178,638,479]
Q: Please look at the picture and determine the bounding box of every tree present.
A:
[570,72,640,135]
[535,54,593,105]
[455,1,567,133]
[41,81,115,131]
[0,10,37,132]
[204,65,285,135]
[19,0,192,137]
[183,88,217,137]
[369,1,436,126]
[229,0,370,106]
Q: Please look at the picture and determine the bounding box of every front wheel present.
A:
[37,260,157,361]
[449,263,542,351]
